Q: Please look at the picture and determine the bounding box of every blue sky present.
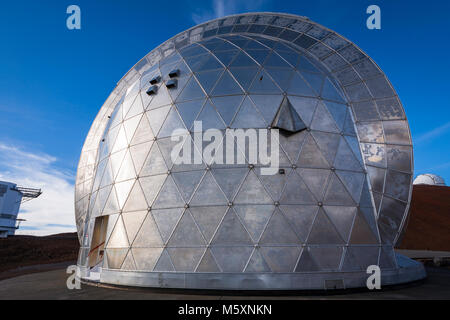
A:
[0,0,449,235]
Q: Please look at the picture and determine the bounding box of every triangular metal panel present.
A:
[130,115,154,146]
[249,69,282,95]
[335,170,366,204]
[333,137,364,172]
[280,205,318,242]
[105,248,128,269]
[151,208,184,244]
[287,72,316,97]
[190,172,228,206]
[122,181,148,212]
[196,249,221,272]
[167,210,205,246]
[249,95,284,126]
[231,96,267,129]
[210,246,253,272]
[172,170,205,202]
[176,99,206,131]
[349,211,379,245]
[257,168,292,201]
[234,205,275,242]
[139,174,167,207]
[310,102,340,134]
[297,168,330,201]
[211,70,244,96]
[152,175,185,209]
[260,246,301,272]
[279,170,316,205]
[106,215,130,248]
[115,151,136,183]
[229,67,259,92]
[194,100,226,131]
[323,206,357,243]
[132,248,163,271]
[129,141,153,176]
[308,246,343,271]
[259,208,299,245]
[296,133,330,168]
[125,95,144,120]
[189,206,228,243]
[194,70,225,94]
[157,107,187,139]
[102,186,120,215]
[131,212,163,248]
[301,71,324,95]
[114,179,135,209]
[323,101,348,131]
[234,170,273,204]
[123,114,142,142]
[307,208,345,244]
[210,95,244,126]
[146,106,171,137]
[321,78,346,103]
[167,247,206,272]
[211,208,253,245]
[323,173,355,206]
[176,76,206,103]
[245,249,271,272]
[153,249,175,272]
[211,168,248,201]
[122,210,148,245]
[121,250,137,270]
[286,96,318,127]
[265,67,295,92]
[295,247,319,272]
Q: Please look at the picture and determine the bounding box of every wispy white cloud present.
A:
[192,0,269,24]
[414,121,450,145]
[0,143,76,236]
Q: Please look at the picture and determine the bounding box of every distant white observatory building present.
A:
[413,174,446,186]
[0,181,42,238]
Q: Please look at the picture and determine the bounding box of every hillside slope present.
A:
[398,185,450,251]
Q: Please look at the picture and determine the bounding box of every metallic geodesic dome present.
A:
[413,174,446,186]
[75,12,425,290]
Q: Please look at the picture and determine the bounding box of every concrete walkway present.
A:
[0,267,449,300]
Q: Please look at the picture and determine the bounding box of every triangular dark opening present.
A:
[272,96,307,136]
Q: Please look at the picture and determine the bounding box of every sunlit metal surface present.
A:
[413,174,446,186]
[75,12,423,290]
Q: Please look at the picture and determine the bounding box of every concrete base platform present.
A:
[78,254,426,291]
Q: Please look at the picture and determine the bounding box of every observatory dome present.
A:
[75,13,425,290]
[413,174,446,186]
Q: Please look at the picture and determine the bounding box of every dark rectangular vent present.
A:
[146,85,158,96]
[324,279,345,290]
[168,69,180,78]
[166,79,178,89]
[150,75,161,85]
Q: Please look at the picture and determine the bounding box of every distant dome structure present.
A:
[75,12,425,290]
[413,174,446,186]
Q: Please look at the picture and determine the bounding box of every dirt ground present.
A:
[398,185,450,251]
[0,232,78,277]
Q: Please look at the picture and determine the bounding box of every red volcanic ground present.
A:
[0,233,78,279]
[397,185,450,251]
